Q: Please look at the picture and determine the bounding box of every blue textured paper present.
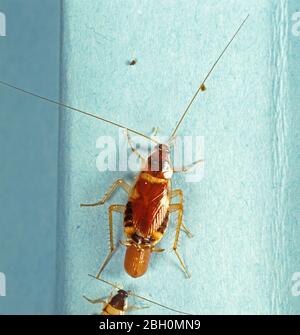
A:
[1,0,300,315]
[57,0,300,315]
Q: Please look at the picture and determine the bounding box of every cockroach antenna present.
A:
[0,80,159,145]
[88,274,192,315]
[88,274,121,290]
[169,14,250,142]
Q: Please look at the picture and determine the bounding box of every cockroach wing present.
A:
[130,178,170,237]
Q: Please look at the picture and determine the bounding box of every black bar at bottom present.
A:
[0,315,299,333]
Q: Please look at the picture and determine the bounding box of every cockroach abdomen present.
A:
[124,244,151,278]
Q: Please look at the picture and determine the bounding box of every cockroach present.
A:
[0,15,249,279]
[81,16,249,278]
[83,275,191,315]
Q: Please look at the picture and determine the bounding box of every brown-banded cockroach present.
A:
[83,275,191,315]
[81,15,249,278]
[0,15,249,279]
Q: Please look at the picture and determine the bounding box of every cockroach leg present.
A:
[96,246,115,278]
[96,204,125,278]
[119,240,132,247]
[181,223,193,238]
[127,305,149,311]
[151,247,165,253]
[169,203,191,278]
[108,205,125,252]
[125,127,160,161]
[173,159,204,173]
[80,179,131,207]
[170,189,193,238]
[151,127,159,137]
[125,129,146,161]
[83,295,107,305]
[170,188,183,203]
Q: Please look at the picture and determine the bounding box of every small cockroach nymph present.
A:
[83,275,191,315]
[84,289,130,316]
[0,15,249,279]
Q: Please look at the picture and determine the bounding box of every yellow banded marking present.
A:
[152,231,163,242]
[140,172,168,184]
[125,226,135,236]
[102,304,123,315]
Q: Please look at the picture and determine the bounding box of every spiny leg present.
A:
[83,295,107,305]
[125,127,159,161]
[170,189,193,238]
[125,129,146,161]
[171,188,183,203]
[151,247,165,253]
[80,179,130,207]
[96,204,125,278]
[169,203,191,278]
[150,126,159,137]
[127,305,149,312]
[173,159,204,173]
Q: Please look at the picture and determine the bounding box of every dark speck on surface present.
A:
[127,59,137,66]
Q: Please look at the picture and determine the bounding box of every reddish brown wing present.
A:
[130,175,170,237]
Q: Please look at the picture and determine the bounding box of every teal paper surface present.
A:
[57,0,300,314]
[0,0,299,315]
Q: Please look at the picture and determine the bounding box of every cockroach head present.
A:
[156,143,170,153]
[117,289,129,298]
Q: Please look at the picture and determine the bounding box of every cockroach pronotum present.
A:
[0,15,249,279]
[83,275,191,315]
